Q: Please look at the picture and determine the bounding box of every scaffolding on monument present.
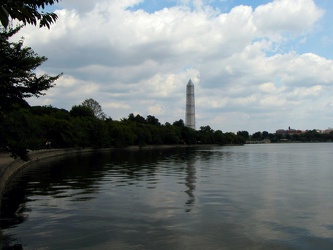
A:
[185,79,195,130]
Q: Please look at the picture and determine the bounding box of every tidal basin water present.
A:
[1,143,333,249]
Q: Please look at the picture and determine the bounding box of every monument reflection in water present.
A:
[1,144,333,249]
[185,156,196,213]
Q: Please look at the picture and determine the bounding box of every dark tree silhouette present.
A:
[0,26,61,111]
[0,0,60,28]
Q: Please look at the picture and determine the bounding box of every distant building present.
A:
[185,79,195,130]
[322,128,333,134]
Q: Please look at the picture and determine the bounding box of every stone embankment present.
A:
[0,148,99,199]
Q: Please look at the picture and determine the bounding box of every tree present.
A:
[200,125,213,133]
[127,113,146,124]
[70,105,95,118]
[173,119,185,127]
[163,123,181,144]
[0,0,60,28]
[146,115,160,126]
[214,130,226,145]
[31,105,69,120]
[0,26,61,111]
[81,98,106,119]
[237,131,249,140]
[0,26,61,159]
[262,131,269,139]
[181,126,197,144]
[251,131,262,140]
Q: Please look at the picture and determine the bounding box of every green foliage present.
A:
[251,131,262,140]
[148,125,163,144]
[133,124,152,145]
[70,105,95,118]
[2,107,73,152]
[163,123,183,144]
[181,126,197,144]
[0,26,61,111]
[0,0,60,28]
[262,131,269,139]
[173,119,185,127]
[214,130,227,145]
[88,118,110,147]
[128,113,146,124]
[109,121,137,147]
[146,115,160,126]
[1,109,31,159]
[237,131,249,140]
[81,98,106,120]
[198,125,215,144]
[31,105,70,120]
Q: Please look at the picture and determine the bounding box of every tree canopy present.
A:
[81,98,106,119]
[0,0,60,28]
[70,105,95,118]
[0,25,61,111]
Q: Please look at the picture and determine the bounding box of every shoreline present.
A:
[0,144,220,201]
[0,148,105,201]
[1,141,330,196]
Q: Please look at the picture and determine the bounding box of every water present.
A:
[1,144,333,249]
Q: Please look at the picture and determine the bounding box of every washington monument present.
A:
[185,79,195,129]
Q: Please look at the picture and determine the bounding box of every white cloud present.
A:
[258,82,278,93]
[287,85,322,98]
[147,104,165,115]
[104,102,131,110]
[254,0,323,35]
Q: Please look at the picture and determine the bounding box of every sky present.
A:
[15,0,333,133]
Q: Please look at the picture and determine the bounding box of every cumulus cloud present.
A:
[20,0,333,133]
[254,0,323,35]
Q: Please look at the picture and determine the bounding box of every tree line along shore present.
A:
[0,101,247,160]
[2,99,333,162]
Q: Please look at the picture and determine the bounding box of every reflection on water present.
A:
[1,144,333,249]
